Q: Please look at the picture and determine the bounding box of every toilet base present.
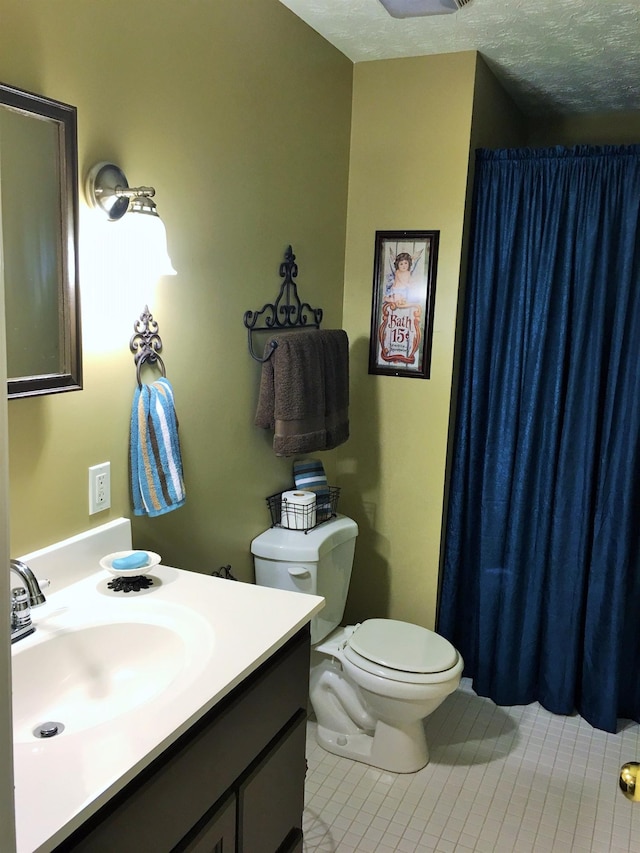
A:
[316,718,429,774]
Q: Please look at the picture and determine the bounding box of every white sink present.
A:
[12,603,214,743]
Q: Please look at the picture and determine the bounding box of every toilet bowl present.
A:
[310,620,463,772]
[251,515,463,773]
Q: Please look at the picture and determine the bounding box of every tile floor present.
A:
[303,678,640,852]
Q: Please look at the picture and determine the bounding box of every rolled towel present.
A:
[293,458,330,514]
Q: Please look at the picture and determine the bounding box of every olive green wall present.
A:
[527,111,640,146]
[340,53,479,630]
[1,0,353,578]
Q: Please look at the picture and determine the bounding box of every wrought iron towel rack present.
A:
[130,305,167,387]
[243,245,323,362]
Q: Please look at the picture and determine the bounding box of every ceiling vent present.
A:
[378,0,472,18]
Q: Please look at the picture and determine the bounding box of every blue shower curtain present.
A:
[439,145,640,733]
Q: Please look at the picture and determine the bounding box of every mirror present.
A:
[0,82,81,398]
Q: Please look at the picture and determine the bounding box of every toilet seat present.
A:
[343,619,459,684]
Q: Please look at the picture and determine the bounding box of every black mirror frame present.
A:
[1,82,82,399]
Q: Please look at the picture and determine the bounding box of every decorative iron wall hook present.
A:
[243,245,323,362]
[130,305,167,387]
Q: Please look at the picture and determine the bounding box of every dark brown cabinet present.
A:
[178,793,236,852]
[54,628,310,853]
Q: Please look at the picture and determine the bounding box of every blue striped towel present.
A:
[130,377,186,517]
[293,459,330,512]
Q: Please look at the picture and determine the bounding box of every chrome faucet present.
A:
[10,559,47,643]
[11,559,47,606]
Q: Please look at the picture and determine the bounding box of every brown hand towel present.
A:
[255,329,349,456]
[319,329,349,450]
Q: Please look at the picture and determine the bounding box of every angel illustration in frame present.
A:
[368,230,439,379]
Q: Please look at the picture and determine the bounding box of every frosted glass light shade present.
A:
[120,209,177,279]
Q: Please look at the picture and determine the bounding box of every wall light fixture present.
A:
[85,161,176,278]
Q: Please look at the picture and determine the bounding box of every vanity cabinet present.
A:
[54,628,310,853]
[178,793,236,852]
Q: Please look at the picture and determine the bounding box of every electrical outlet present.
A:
[89,462,111,514]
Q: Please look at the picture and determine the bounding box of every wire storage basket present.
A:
[266,487,340,532]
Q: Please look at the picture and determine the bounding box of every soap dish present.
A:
[99,551,161,577]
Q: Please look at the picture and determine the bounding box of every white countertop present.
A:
[12,559,323,852]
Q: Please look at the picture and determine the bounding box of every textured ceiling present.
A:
[277,0,640,116]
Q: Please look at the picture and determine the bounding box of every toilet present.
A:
[251,514,463,773]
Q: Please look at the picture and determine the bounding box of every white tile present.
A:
[407,815,428,834]
[338,831,363,849]
[335,805,359,821]
[330,814,352,832]
[474,838,499,853]
[432,839,457,853]
[349,808,373,827]
[385,820,406,839]
[377,804,398,821]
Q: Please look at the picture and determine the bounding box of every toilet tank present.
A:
[251,515,358,644]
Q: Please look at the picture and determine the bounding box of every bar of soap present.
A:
[112,551,150,570]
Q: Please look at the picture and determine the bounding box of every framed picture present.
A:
[368,230,439,379]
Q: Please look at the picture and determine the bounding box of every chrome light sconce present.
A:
[85,161,176,276]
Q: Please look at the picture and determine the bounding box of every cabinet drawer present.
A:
[176,792,236,852]
[238,711,307,853]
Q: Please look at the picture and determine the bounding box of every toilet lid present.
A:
[347,619,458,674]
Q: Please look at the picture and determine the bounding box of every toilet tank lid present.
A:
[349,619,458,674]
[251,514,358,561]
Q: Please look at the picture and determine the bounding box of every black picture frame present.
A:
[368,230,439,379]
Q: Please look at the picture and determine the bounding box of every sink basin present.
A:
[12,608,214,743]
